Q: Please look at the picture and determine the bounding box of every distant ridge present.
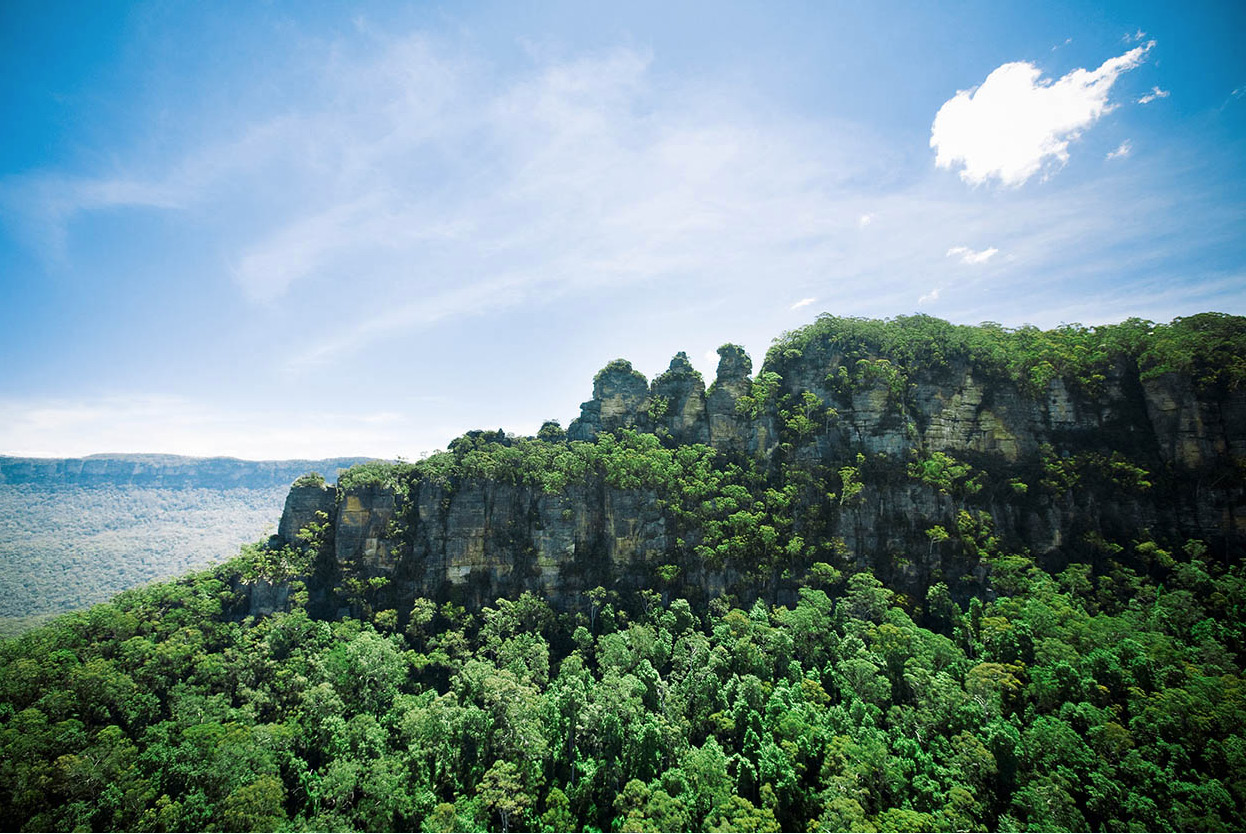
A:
[0,454,378,489]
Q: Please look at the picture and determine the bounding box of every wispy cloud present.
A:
[1138,86,1170,104]
[947,245,999,264]
[3,27,1235,386]
[1,175,186,266]
[918,287,940,305]
[1106,140,1132,160]
[931,43,1152,186]
[790,297,816,310]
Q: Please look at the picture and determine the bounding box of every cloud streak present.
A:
[1107,140,1132,160]
[947,245,999,264]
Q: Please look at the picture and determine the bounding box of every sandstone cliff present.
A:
[264,315,1246,620]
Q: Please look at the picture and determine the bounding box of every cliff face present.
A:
[277,480,338,542]
[269,323,1246,619]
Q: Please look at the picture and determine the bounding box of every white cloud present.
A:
[858,213,874,227]
[918,288,940,305]
[790,297,816,310]
[947,245,999,264]
[1125,29,1147,43]
[931,43,1152,186]
[1106,140,1132,160]
[1137,86,1170,104]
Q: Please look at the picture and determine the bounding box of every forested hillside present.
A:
[1,534,1241,831]
[1,313,1243,832]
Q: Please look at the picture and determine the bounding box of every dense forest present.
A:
[1,313,1244,831]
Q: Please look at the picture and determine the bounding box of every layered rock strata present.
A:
[268,339,1246,618]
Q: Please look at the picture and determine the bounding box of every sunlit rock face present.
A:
[274,332,1245,618]
[277,481,336,543]
[647,352,710,446]
[568,360,650,441]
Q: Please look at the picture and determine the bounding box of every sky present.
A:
[1,0,1244,459]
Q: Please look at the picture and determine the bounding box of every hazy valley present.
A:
[0,456,368,635]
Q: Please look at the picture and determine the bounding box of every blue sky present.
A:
[2,0,1243,458]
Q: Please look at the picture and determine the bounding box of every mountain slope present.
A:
[1,313,1243,832]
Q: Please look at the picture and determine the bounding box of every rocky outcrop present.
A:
[647,352,710,445]
[273,331,1246,619]
[291,478,672,616]
[566,345,774,455]
[705,344,759,453]
[335,485,401,569]
[568,360,650,441]
[247,578,290,618]
[277,480,336,542]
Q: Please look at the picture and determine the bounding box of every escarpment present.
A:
[258,313,1246,621]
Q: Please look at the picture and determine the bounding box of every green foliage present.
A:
[595,358,648,387]
[1,545,1244,832]
[292,471,327,489]
[1040,445,1152,495]
[338,460,417,492]
[768,311,1240,397]
[838,453,865,506]
[736,370,781,419]
[853,357,908,401]
[908,451,982,497]
[536,420,566,443]
[476,760,530,832]
[1139,312,1246,390]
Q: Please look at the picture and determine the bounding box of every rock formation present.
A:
[277,478,337,542]
[263,317,1246,620]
